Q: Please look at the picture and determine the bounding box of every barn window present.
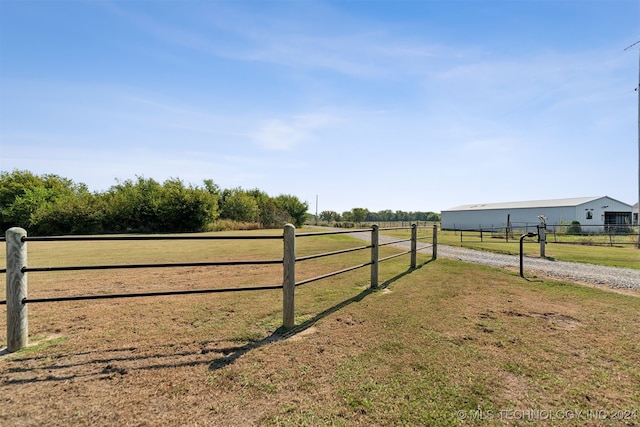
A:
[586,211,593,220]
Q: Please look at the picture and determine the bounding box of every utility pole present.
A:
[624,41,640,248]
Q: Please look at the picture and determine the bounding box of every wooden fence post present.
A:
[410,223,417,269]
[432,224,438,260]
[538,223,546,258]
[282,224,295,329]
[6,227,28,352]
[370,224,379,288]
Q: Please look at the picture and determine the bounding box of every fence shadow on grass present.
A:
[208,258,435,371]
[521,276,545,283]
[1,344,215,385]
[0,261,434,383]
[207,288,378,370]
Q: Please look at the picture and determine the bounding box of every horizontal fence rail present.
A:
[22,285,285,304]
[23,234,281,241]
[295,244,372,262]
[1,224,438,352]
[21,259,283,273]
[294,262,372,287]
[450,224,639,247]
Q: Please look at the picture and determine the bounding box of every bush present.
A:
[102,177,219,233]
[219,189,259,223]
[567,221,582,235]
[209,219,262,232]
[274,194,309,227]
[0,170,306,235]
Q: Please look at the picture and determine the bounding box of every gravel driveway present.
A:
[347,231,640,291]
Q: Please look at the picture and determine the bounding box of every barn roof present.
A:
[443,196,606,212]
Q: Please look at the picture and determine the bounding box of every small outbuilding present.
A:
[441,196,633,232]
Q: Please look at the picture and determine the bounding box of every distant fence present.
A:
[451,224,639,247]
[320,220,438,229]
[1,224,437,352]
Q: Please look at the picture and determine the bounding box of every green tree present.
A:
[0,170,47,210]
[351,208,369,225]
[102,177,218,233]
[3,185,53,231]
[274,194,309,227]
[427,212,441,222]
[219,188,260,223]
[0,170,94,234]
[319,210,339,223]
[245,189,290,228]
[102,177,164,232]
[203,179,221,196]
[30,190,104,235]
[0,169,315,234]
[156,178,219,232]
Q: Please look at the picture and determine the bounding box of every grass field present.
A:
[395,227,640,270]
[1,228,639,426]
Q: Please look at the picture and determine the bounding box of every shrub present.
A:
[567,221,582,235]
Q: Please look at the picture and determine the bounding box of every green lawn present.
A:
[380,227,640,270]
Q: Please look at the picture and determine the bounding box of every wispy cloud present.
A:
[430,48,631,114]
[250,113,339,150]
[102,1,448,79]
[2,79,254,150]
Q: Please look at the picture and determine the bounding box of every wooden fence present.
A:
[1,224,437,352]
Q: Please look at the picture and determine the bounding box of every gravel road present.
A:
[347,231,640,291]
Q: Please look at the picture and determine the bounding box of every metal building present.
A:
[441,196,633,232]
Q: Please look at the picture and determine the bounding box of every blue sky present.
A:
[1,0,639,214]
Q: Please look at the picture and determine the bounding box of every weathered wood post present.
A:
[410,223,417,269]
[370,224,379,288]
[282,224,295,329]
[6,227,28,352]
[432,224,438,260]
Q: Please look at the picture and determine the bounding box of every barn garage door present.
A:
[604,211,631,233]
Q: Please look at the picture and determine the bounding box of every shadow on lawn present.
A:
[1,260,434,384]
[1,343,220,385]
[208,258,435,370]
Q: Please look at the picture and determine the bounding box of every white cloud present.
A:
[250,113,338,151]
[103,1,447,79]
[251,119,306,151]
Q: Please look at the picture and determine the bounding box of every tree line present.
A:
[316,207,440,226]
[0,170,308,235]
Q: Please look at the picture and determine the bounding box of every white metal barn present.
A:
[441,196,633,232]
